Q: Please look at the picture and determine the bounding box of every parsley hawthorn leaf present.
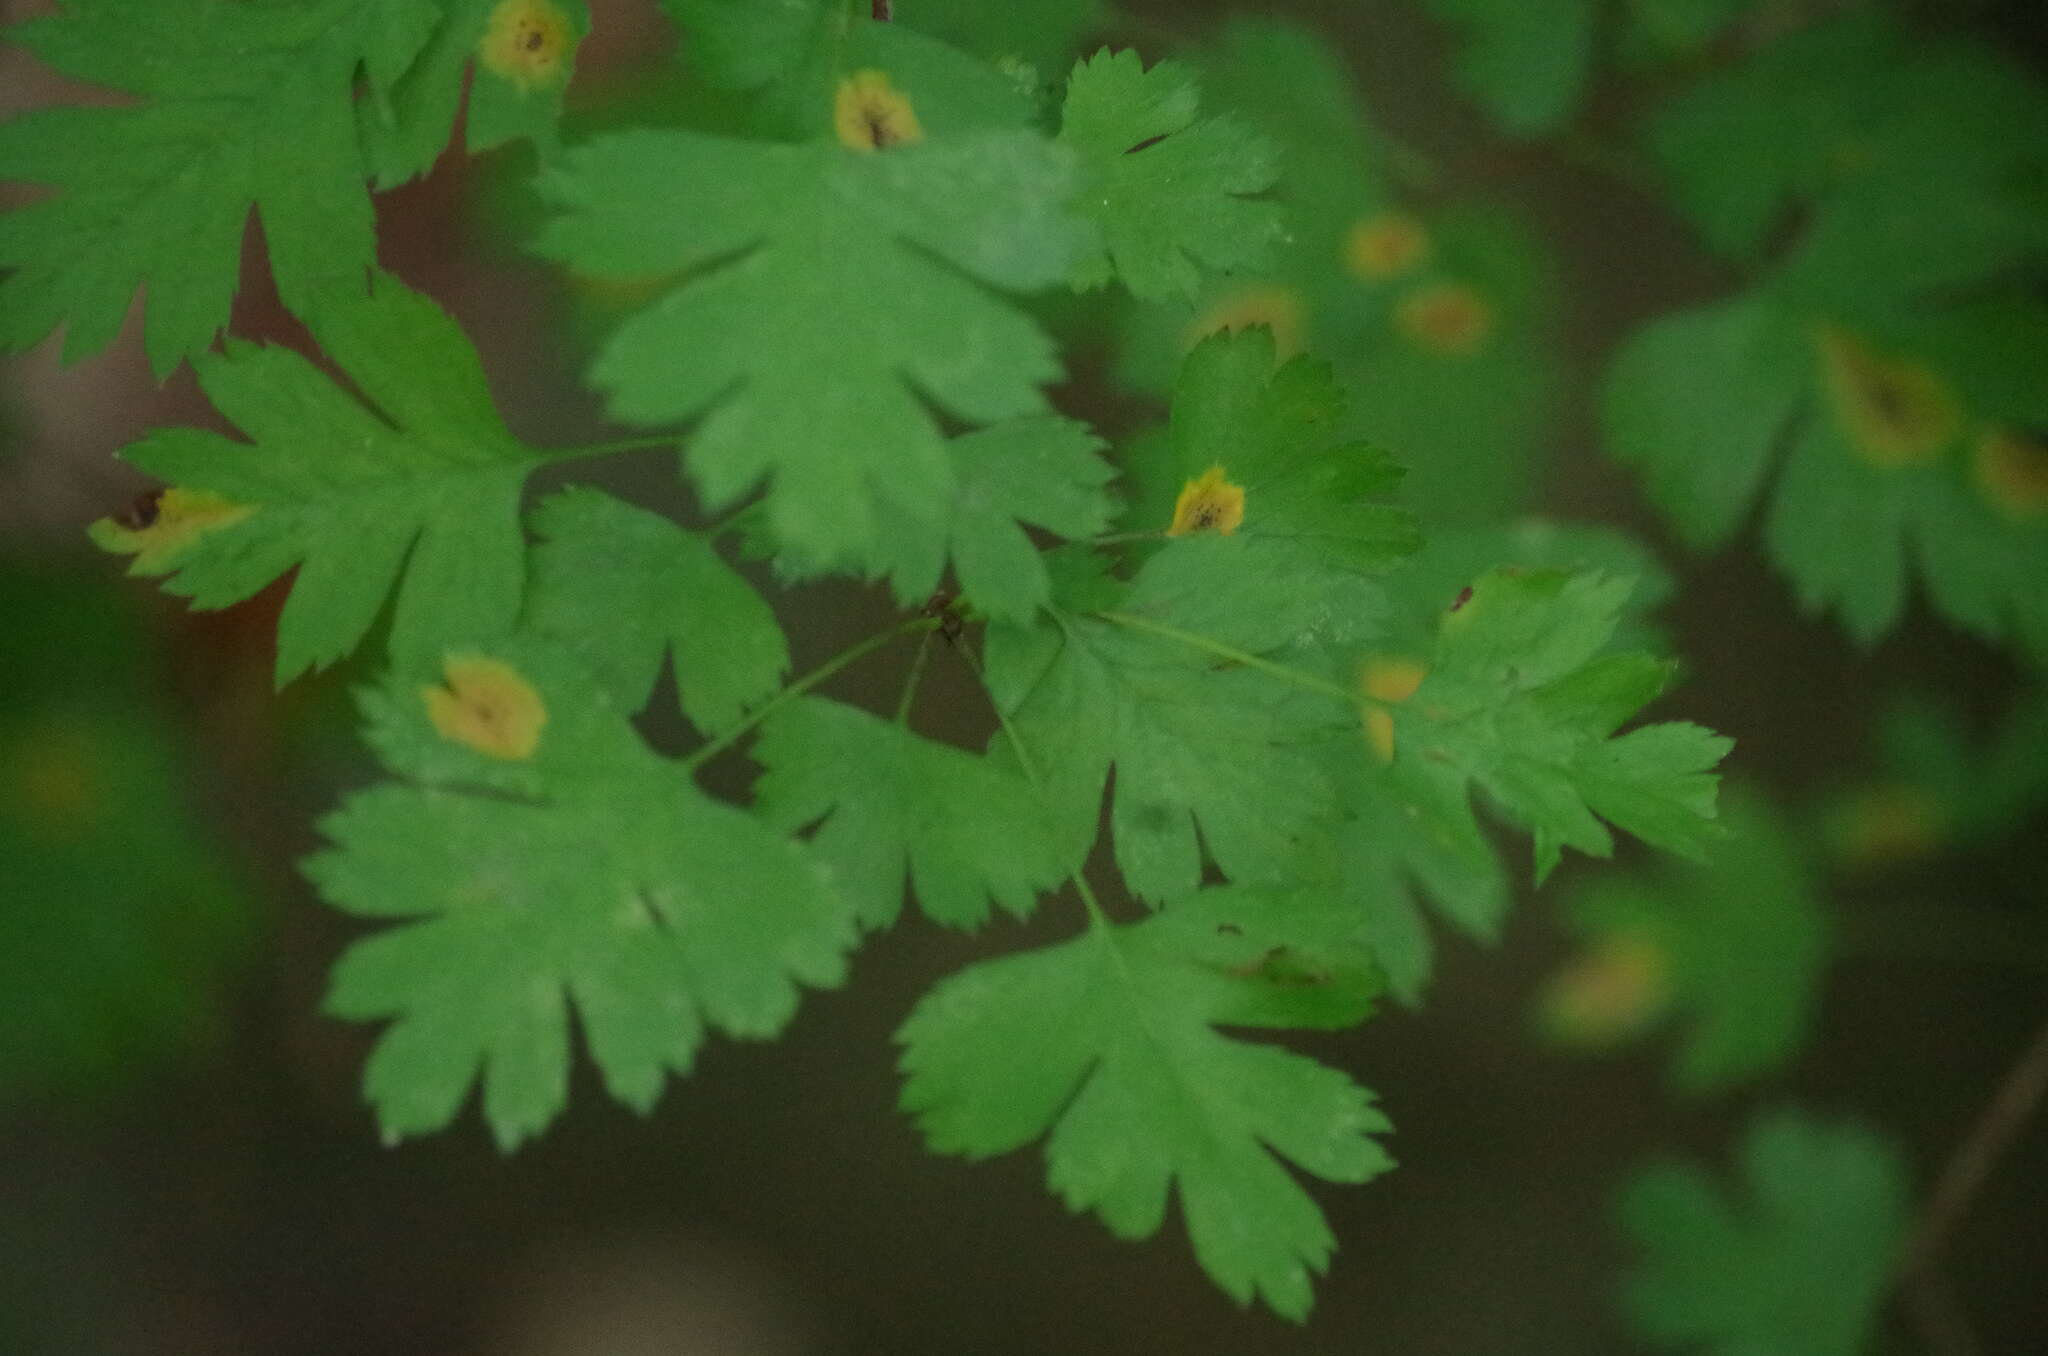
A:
[752,698,1066,929]
[1388,568,1731,883]
[1125,328,1418,582]
[307,638,851,1150]
[0,0,437,375]
[1058,48,1283,301]
[1603,288,2048,655]
[1602,295,1810,551]
[1419,0,1597,135]
[986,542,1354,906]
[1619,1110,1910,1356]
[1328,758,1510,1007]
[661,1,1034,140]
[1541,789,1830,1092]
[532,123,1089,580]
[89,274,544,686]
[359,0,590,189]
[1648,13,2048,269]
[857,415,1118,623]
[899,887,1393,1320]
[524,487,788,736]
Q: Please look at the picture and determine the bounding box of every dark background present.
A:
[3,1,2045,1351]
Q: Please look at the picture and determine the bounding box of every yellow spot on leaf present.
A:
[1167,466,1246,538]
[1537,933,1672,1047]
[1815,325,1962,468]
[422,655,547,761]
[5,717,102,839]
[1186,285,1306,361]
[1972,426,2048,518]
[1394,282,1495,358]
[1343,211,1431,281]
[479,0,574,93]
[88,488,251,573]
[1827,781,1946,868]
[1359,657,1427,762]
[835,70,924,151]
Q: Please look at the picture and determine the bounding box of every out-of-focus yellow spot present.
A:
[1394,282,1495,357]
[422,655,547,761]
[1828,781,1946,868]
[1537,933,1672,1047]
[480,0,574,92]
[1186,285,1306,361]
[1166,466,1246,538]
[835,70,924,151]
[5,718,101,838]
[87,488,251,573]
[1359,657,1427,763]
[1972,426,2048,519]
[1343,211,1431,281]
[1815,325,1962,468]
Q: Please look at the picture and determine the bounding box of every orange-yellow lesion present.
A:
[479,0,575,94]
[1343,211,1431,281]
[1826,780,1947,868]
[1814,324,1962,468]
[4,717,102,839]
[1536,933,1673,1047]
[1393,282,1495,358]
[422,654,548,761]
[1166,465,1246,538]
[834,70,924,151]
[1358,656,1427,763]
[1185,285,1307,362]
[1971,426,2048,518]
[87,487,252,574]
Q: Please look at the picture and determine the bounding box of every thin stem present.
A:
[1097,610,1373,707]
[1893,1013,2048,1356]
[951,640,1117,940]
[1904,1014,2048,1274]
[895,630,934,724]
[682,617,935,773]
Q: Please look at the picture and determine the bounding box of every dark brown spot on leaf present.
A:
[115,489,164,530]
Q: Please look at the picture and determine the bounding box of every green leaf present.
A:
[854,415,1118,621]
[752,697,1066,929]
[87,273,544,686]
[899,887,1393,1320]
[1619,1110,1910,1356]
[1128,328,1418,579]
[1057,48,1283,301]
[985,332,1416,904]
[532,118,1089,579]
[986,552,1353,905]
[897,0,1106,77]
[524,487,788,735]
[1388,568,1731,882]
[359,0,591,189]
[1601,294,1810,550]
[0,0,440,373]
[1325,759,1509,1007]
[0,0,581,374]
[1647,13,2048,275]
[1605,287,2048,657]
[1,562,252,1098]
[1420,0,1598,135]
[1540,789,1830,1092]
[307,637,852,1150]
[660,2,1034,140]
